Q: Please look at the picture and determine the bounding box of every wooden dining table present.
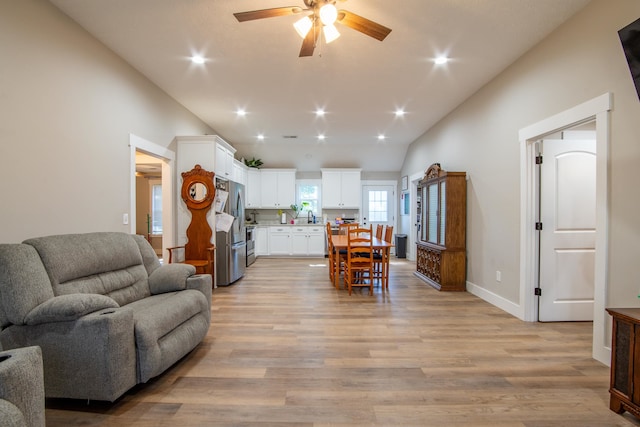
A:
[330,234,394,290]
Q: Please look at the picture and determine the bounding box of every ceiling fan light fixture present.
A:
[323,24,340,44]
[294,15,313,38]
[319,4,338,26]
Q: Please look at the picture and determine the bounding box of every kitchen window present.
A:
[296,180,321,215]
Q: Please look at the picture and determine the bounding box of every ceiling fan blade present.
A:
[299,19,321,57]
[234,7,304,22]
[336,10,392,41]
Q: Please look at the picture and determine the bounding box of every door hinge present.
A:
[535,155,543,165]
[535,222,543,231]
[534,287,542,296]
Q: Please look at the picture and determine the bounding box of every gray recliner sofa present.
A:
[0,232,212,402]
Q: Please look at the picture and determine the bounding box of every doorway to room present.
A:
[519,93,611,364]
[129,134,176,262]
[135,151,163,258]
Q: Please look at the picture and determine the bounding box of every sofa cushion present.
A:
[148,264,196,294]
[132,234,161,276]
[24,294,119,326]
[24,233,150,306]
[0,244,54,326]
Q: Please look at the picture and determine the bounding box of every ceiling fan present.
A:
[233,0,392,57]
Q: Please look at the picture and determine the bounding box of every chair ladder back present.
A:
[345,225,374,295]
[384,225,394,243]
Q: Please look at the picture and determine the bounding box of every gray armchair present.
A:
[0,346,45,427]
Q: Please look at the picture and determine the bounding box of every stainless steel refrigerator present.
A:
[215,178,246,286]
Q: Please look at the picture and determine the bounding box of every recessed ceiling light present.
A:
[257,134,264,140]
[236,109,246,117]
[378,134,386,141]
[434,56,449,65]
[315,109,325,117]
[191,55,205,64]
[317,134,326,140]
[395,109,405,117]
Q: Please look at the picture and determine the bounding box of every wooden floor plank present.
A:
[45,257,640,426]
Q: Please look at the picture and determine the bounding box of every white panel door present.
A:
[361,185,394,235]
[539,139,596,321]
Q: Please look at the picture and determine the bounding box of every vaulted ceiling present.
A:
[49,0,591,172]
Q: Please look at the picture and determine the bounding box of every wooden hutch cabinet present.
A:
[607,308,640,418]
[415,163,467,291]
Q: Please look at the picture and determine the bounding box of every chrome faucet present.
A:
[308,210,313,224]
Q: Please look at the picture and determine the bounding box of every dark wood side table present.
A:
[607,307,640,418]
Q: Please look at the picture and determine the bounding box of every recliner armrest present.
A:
[186,274,212,323]
[24,294,119,326]
[148,263,196,294]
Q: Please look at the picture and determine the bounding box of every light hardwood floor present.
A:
[46,257,640,426]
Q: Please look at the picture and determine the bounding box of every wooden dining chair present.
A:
[344,225,374,296]
[326,222,336,283]
[333,223,358,286]
[338,223,358,235]
[372,225,394,290]
[372,224,384,284]
[382,225,393,290]
[375,224,384,240]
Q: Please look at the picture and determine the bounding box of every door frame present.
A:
[519,93,611,364]
[129,133,176,260]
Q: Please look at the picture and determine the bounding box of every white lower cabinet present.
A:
[291,226,324,256]
[266,226,324,256]
[256,226,269,256]
[269,227,291,255]
[308,230,325,255]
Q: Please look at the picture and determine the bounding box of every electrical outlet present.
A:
[123,213,129,225]
[496,270,502,282]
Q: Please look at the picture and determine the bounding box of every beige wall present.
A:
[0,0,213,242]
[401,0,640,310]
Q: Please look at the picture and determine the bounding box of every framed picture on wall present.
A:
[401,175,408,191]
[401,190,410,216]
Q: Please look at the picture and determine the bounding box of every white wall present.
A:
[0,0,214,243]
[401,0,640,315]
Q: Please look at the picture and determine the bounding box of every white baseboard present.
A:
[466,281,523,320]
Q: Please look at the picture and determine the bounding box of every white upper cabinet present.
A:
[214,139,236,180]
[246,168,261,208]
[232,159,247,185]
[321,168,361,209]
[260,169,296,208]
